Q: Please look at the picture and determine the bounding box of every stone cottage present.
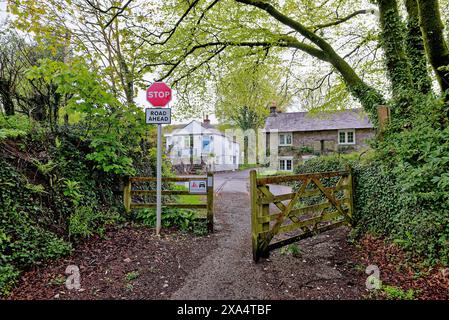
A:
[263,107,375,171]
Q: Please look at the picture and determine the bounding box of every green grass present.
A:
[238,163,259,170]
[172,185,206,218]
[257,170,296,177]
[381,285,416,300]
[173,185,206,205]
[177,194,204,204]
[125,271,140,282]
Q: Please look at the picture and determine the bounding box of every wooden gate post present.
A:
[123,177,131,213]
[250,170,260,262]
[207,171,214,232]
[346,166,355,225]
[260,186,270,259]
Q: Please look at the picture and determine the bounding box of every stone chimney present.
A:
[203,114,211,126]
[269,101,278,116]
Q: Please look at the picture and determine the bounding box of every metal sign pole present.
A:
[156,123,162,235]
[146,82,171,236]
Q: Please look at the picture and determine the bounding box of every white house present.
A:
[164,117,240,172]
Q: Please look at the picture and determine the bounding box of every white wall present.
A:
[165,123,239,171]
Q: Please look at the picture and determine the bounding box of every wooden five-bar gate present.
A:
[123,172,214,232]
[250,169,354,262]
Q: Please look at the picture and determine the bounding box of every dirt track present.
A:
[8,170,367,300]
[171,170,366,299]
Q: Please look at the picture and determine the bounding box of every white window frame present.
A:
[279,157,293,172]
[184,135,191,148]
[279,132,292,146]
[338,130,356,145]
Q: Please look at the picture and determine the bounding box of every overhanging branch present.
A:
[154,38,327,81]
[313,9,376,32]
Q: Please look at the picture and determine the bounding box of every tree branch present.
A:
[417,0,449,93]
[155,38,327,81]
[234,0,384,120]
[313,9,376,32]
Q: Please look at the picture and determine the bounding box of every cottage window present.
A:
[279,133,292,146]
[184,136,190,148]
[338,130,356,145]
[202,136,211,152]
[279,157,293,171]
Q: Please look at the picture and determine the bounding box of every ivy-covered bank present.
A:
[0,121,155,295]
[296,149,449,266]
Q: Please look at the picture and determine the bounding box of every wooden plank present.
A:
[302,187,334,197]
[256,170,349,185]
[267,178,311,240]
[256,198,349,224]
[267,220,348,251]
[259,187,271,258]
[346,167,355,224]
[311,177,350,222]
[257,185,287,212]
[130,203,207,209]
[131,190,203,195]
[288,198,349,218]
[257,185,349,204]
[130,176,207,182]
[278,210,345,234]
[123,178,131,213]
[257,213,283,223]
[257,192,296,205]
[250,170,260,262]
[207,172,214,233]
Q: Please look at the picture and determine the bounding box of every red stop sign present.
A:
[146,82,172,107]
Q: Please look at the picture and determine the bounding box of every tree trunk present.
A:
[0,80,15,116]
[244,135,249,165]
[417,0,449,94]
[405,0,432,94]
[376,0,414,98]
[255,127,259,165]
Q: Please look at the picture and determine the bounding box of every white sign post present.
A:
[146,82,172,235]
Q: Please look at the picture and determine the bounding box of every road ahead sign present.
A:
[146,108,171,124]
[189,180,207,194]
[146,82,172,107]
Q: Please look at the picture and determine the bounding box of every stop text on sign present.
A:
[146,82,172,107]
[146,108,171,124]
[147,91,170,99]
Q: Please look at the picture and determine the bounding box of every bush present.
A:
[0,264,20,296]
[135,208,207,235]
[69,206,121,239]
[0,114,31,140]
[0,201,72,267]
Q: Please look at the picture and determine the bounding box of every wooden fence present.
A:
[123,172,214,232]
[250,169,354,262]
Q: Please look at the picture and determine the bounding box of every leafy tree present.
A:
[7,0,154,107]
[27,58,147,175]
[136,0,385,120]
[0,27,68,127]
[216,63,290,163]
[121,0,448,126]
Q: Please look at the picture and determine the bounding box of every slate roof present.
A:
[264,109,374,132]
[165,120,230,139]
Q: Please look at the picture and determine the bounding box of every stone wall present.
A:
[268,128,375,167]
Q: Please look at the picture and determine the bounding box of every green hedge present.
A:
[295,153,449,266]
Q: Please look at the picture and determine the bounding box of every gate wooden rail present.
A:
[123,172,214,232]
[250,169,354,262]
